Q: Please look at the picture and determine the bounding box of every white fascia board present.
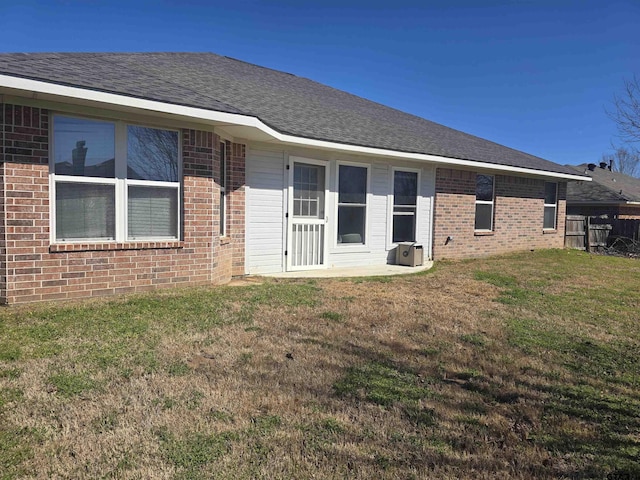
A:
[568,201,640,206]
[1,74,590,182]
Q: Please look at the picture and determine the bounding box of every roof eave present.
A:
[0,74,590,181]
[566,200,640,206]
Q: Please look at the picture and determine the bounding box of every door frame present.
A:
[286,156,329,271]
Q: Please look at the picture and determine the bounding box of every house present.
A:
[0,53,588,304]
[566,162,640,219]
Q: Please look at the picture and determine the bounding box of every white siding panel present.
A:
[418,165,436,260]
[370,162,389,251]
[246,149,285,274]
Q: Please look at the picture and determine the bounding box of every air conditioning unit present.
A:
[396,242,424,267]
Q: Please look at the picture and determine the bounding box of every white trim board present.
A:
[1,74,591,182]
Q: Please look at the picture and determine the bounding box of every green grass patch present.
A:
[474,271,517,288]
[48,372,98,398]
[0,344,21,362]
[0,426,34,480]
[334,361,432,407]
[507,317,640,387]
[334,361,436,427]
[250,414,282,434]
[460,333,486,347]
[0,368,21,380]
[167,361,191,377]
[156,428,237,479]
[320,311,344,322]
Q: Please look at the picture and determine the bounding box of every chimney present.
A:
[587,163,597,171]
[599,161,608,169]
[72,140,87,176]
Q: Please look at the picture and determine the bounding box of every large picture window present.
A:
[475,174,494,231]
[52,115,180,242]
[543,182,558,230]
[392,170,418,243]
[337,164,368,245]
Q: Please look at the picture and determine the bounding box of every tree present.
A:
[601,146,640,177]
[608,75,640,145]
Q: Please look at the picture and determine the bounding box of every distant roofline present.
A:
[0,73,591,181]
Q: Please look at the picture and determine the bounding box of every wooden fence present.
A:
[564,215,640,252]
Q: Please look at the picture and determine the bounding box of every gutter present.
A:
[0,74,591,182]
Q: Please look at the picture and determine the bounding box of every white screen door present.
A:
[287,159,327,270]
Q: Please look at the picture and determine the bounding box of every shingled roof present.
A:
[567,164,640,203]
[0,52,581,176]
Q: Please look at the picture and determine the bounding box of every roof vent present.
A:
[587,163,597,171]
[599,161,608,169]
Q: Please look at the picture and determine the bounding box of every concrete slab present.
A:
[260,261,434,278]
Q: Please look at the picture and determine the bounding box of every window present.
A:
[294,163,325,218]
[337,164,368,244]
[52,115,180,242]
[543,182,558,229]
[475,174,494,231]
[392,170,418,243]
[219,142,227,236]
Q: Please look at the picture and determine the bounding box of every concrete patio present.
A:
[261,261,434,278]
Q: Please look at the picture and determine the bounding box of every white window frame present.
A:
[334,161,371,248]
[219,141,227,237]
[543,181,558,230]
[474,174,495,232]
[50,114,181,243]
[388,166,421,247]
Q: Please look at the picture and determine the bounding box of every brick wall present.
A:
[0,104,245,304]
[433,168,566,259]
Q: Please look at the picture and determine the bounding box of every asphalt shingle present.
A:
[0,52,581,176]
[567,164,640,203]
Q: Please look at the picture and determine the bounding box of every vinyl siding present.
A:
[245,148,286,274]
[245,144,434,273]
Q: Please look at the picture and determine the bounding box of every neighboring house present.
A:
[566,162,640,219]
[0,53,588,304]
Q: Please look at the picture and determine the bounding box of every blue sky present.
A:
[1,0,638,166]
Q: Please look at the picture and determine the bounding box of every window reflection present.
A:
[54,117,115,177]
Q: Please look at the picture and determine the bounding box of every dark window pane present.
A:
[128,186,178,238]
[54,116,115,177]
[337,206,365,244]
[220,192,226,235]
[220,142,227,189]
[56,183,115,240]
[393,214,416,242]
[476,175,494,202]
[475,203,493,230]
[544,182,557,204]
[394,171,418,206]
[127,126,179,181]
[544,206,556,229]
[339,165,367,204]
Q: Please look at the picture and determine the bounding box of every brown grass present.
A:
[1,249,639,479]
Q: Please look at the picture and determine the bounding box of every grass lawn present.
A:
[1,249,639,479]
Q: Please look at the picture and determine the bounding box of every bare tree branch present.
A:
[607,75,640,144]
[602,145,640,177]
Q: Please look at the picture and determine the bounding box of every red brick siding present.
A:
[0,104,245,304]
[433,168,566,259]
